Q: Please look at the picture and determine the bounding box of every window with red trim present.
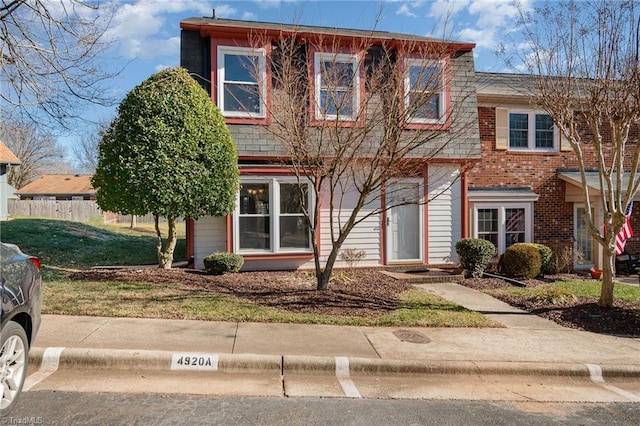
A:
[313,52,360,121]
[217,46,266,118]
[404,58,446,124]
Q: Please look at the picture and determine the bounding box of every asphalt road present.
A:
[7,392,640,425]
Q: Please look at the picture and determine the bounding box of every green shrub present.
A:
[501,243,542,279]
[520,243,552,275]
[455,238,496,278]
[203,252,244,275]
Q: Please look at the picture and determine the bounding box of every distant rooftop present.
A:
[0,141,20,165]
[17,174,94,196]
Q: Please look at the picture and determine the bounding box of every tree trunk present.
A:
[130,215,137,229]
[599,248,616,307]
[316,247,340,291]
[155,215,177,269]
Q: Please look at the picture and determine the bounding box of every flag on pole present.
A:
[615,201,634,255]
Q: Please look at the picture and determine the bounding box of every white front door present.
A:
[387,182,422,263]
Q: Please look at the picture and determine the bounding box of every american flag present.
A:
[615,201,634,255]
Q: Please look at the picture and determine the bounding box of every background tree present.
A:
[72,119,110,174]
[0,120,68,189]
[92,67,239,269]
[512,0,640,307]
[0,0,118,129]
[247,31,477,290]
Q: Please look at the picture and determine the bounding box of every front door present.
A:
[387,182,422,263]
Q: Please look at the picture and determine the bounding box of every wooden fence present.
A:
[7,200,168,224]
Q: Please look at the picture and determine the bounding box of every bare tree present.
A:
[0,120,68,189]
[0,0,119,130]
[244,29,478,290]
[513,0,640,307]
[72,119,109,173]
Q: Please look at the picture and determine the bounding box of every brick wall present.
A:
[470,106,639,255]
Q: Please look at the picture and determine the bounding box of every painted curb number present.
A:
[171,353,219,371]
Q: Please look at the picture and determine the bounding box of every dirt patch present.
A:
[69,268,640,335]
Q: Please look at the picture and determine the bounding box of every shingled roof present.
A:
[17,174,95,196]
[0,141,20,165]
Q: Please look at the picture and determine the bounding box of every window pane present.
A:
[224,54,258,83]
[320,89,353,116]
[321,61,354,88]
[576,207,593,262]
[239,217,270,249]
[509,113,529,147]
[239,183,269,214]
[409,65,439,91]
[279,216,309,248]
[505,208,525,248]
[409,92,439,120]
[224,83,261,113]
[535,114,554,148]
[280,183,308,213]
[477,208,498,248]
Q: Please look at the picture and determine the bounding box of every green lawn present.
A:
[1,218,186,269]
[2,218,492,327]
[485,280,640,303]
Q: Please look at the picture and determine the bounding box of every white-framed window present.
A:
[404,58,446,124]
[217,46,266,118]
[314,52,360,120]
[508,111,557,151]
[235,178,312,253]
[472,203,533,255]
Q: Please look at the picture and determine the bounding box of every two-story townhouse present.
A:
[180,16,481,271]
[470,72,639,271]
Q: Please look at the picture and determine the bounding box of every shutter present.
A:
[495,108,508,150]
[560,130,572,152]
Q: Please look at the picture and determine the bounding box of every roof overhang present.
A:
[468,187,539,203]
[558,171,640,201]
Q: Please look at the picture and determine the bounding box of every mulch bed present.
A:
[69,268,640,336]
[463,275,640,337]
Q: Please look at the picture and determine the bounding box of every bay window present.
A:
[236,179,312,253]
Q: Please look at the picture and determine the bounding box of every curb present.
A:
[28,347,640,378]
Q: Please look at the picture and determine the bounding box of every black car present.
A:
[0,242,42,416]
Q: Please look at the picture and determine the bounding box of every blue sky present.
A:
[61,0,532,159]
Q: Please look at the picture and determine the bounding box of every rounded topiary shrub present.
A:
[501,243,542,280]
[455,238,496,278]
[203,252,244,275]
[527,243,552,275]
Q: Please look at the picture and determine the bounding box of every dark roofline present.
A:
[180,16,475,52]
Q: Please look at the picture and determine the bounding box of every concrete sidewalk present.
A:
[29,281,640,378]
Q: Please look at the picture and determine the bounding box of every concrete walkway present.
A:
[29,281,640,379]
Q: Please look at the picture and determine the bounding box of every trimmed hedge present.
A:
[455,238,496,278]
[501,243,542,280]
[203,252,244,275]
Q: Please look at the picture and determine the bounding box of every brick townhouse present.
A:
[471,72,639,271]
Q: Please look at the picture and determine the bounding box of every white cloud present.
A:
[107,0,221,59]
[155,63,173,72]
[396,4,418,18]
[242,11,258,20]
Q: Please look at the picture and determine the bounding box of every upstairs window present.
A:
[508,112,556,151]
[314,52,360,121]
[217,46,266,118]
[405,59,446,124]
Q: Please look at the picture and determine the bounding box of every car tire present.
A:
[0,322,28,417]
